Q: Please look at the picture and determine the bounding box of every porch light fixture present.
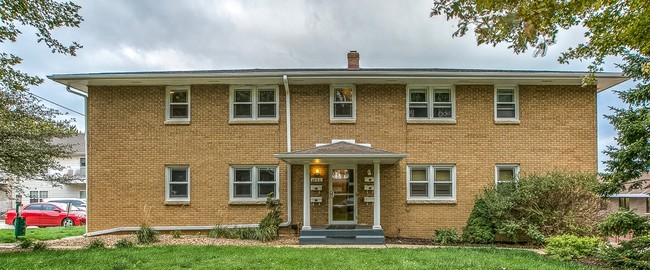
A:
[315,169,321,177]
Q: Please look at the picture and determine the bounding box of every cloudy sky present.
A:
[5,0,630,171]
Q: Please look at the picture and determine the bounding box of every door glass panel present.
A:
[331,169,354,223]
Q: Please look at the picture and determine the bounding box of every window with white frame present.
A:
[407,165,455,200]
[231,166,278,201]
[165,166,190,201]
[495,165,519,187]
[494,87,518,120]
[407,86,455,120]
[230,86,278,120]
[166,86,190,121]
[29,191,48,203]
[331,85,356,120]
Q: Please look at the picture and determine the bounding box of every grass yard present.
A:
[0,226,85,243]
[0,245,600,270]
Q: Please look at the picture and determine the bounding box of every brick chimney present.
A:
[347,51,360,70]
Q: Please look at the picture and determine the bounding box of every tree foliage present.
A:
[0,0,83,193]
[431,0,649,194]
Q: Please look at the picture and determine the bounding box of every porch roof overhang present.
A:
[274,141,406,165]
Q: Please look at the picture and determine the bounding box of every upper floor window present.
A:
[166,86,191,122]
[230,86,278,121]
[407,165,455,200]
[165,166,190,202]
[230,165,279,201]
[494,87,518,121]
[330,85,356,122]
[407,86,455,120]
[495,164,519,188]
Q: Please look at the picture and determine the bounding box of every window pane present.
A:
[435,169,451,182]
[410,91,427,102]
[234,183,252,197]
[434,183,452,197]
[258,90,275,102]
[409,106,428,118]
[39,191,48,198]
[234,104,252,118]
[169,183,188,198]
[433,107,452,118]
[334,103,353,117]
[170,169,187,182]
[258,104,276,118]
[334,88,353,102]
[30,191,38,197]
[169,90,187,103]
[411,169,427,181]
[80,158,86,167]
[498,168,515,181]
[496,104,516,118]
[434,91,451,102]
[410,183,428,197]
[258,168,275,182]
[497,90,514,102]
[258,183,275,197]
[235,169,251,182]
[235,90,251,102]
[170,105,188,118]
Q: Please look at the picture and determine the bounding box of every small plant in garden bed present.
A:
[114,238,135,248]
[137,224,158,244]
[17,237,33,249]
[432,228,462,245]
[86,238,106,249]
[171,230,182,239]
[545,235,605,261]
[31,241,47,251]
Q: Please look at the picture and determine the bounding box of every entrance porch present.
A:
[275,141,406,244]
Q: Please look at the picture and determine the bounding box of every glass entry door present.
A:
[330,167,356,224]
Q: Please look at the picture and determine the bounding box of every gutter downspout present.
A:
[280,75,292,227]
[66,86,88,234]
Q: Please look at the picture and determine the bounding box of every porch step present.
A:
[299,227,385,245]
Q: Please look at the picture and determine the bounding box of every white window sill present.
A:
[494,119,520,125]
[164,120,191,125]
[229,200,267,205]
[164,200,190,206]
[407,199,457,205]
[407,119,456,124]
[229,119,279,125]
[330,119,356,124]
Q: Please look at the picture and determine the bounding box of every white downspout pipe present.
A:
[66,86,88,234]
[280,75,292,227]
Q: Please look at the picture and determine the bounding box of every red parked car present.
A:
[4,202,86,227]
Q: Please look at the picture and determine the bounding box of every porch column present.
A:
[302,163,311,230]
[373,161,381,230]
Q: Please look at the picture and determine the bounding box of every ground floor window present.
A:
[619,197,630,209]
[29,191,48,203]
[79,190,86,199]
[407,165,455,200]
[230,165,278,201]
[495,164,519,188]
[165,166,190,201]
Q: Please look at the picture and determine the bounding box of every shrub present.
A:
[598,208,650,240]
[463,172,601,244]
[86,238,106,249]
[432,228,462,245]
[31,241,47,251]
[545,235,605,261]
[17,237,33,249]
[114,238,135,248]
[598,236,650,269]
[258,192,282,242]
[171,230,182,239]
[136,224,158,244]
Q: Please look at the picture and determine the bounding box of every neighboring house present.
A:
[49,51,626,244]
[0,134,86,213]
[602,173,650,216]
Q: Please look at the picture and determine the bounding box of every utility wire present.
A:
[28,92,85,116]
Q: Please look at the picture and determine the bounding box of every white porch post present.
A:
[373,161,382,230]
[302,163,311,230]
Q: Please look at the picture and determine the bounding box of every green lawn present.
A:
[0,245,600,270]
[0,226,85,243]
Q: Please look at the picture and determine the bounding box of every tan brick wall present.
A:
[87,83,597,238]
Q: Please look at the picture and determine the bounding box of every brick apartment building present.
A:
[50,51,626,244]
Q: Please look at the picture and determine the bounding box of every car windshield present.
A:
[49,203,82,212]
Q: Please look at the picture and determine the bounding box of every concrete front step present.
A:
[298,228,385,245]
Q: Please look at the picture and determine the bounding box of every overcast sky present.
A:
[4,0,630,172]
